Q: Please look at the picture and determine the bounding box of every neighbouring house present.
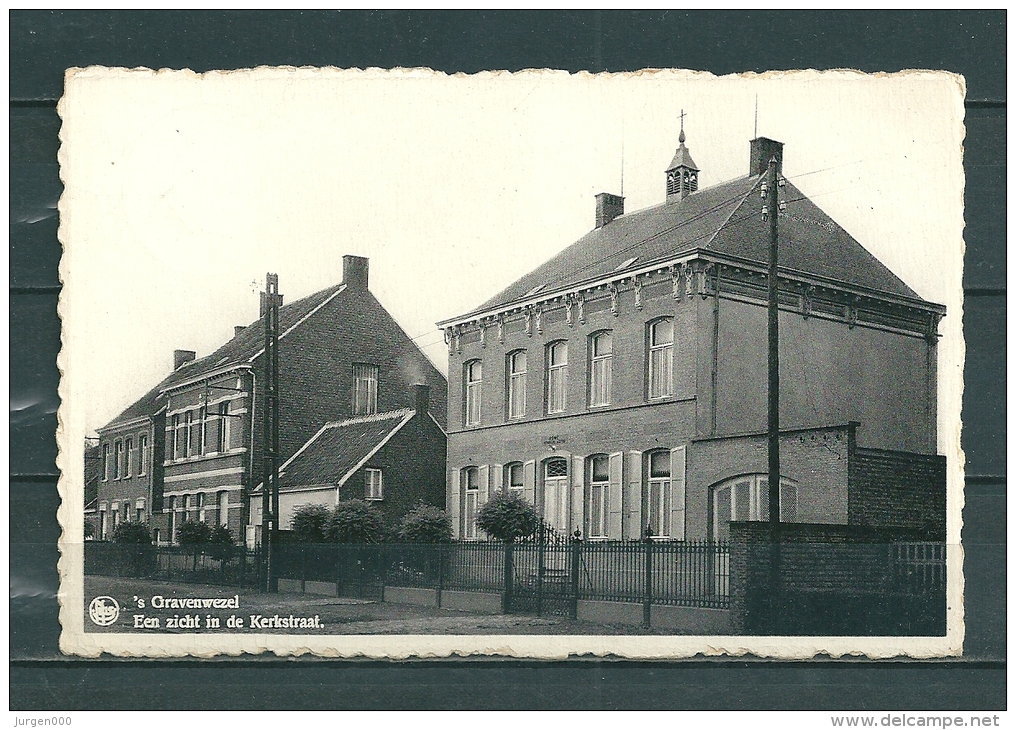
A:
[87,255,448,546]
[437,131,946,542]
[268,383,447,531]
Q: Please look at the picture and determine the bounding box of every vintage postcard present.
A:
[57,67,965,658]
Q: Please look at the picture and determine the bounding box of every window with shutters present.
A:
[507,350,527,419]
[353,364,379,415]
[461,467,480,539]
[546,341,568,414]
[365,469,384,500]
[101,443,110,481]
[464,360,482,426]
[646,450,672,537]
[124,437,133,478]
[587,454,610,538]
[589,331,613,407]
[505,462,524,496]
[113,440,123,479]
[138,433,148,475]
[648,318,674,399]
[710,475,798,541]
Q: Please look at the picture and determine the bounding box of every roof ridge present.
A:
[327,408,414,428]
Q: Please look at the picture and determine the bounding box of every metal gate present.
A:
[505,526,577,617]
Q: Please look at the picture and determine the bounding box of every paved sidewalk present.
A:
[84,576,669,635]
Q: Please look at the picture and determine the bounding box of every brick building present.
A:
[88,255,447,545]
[438,133,946,542]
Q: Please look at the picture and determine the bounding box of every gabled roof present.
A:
[101,382,166,431]
[453,173,923,322]
[274,409,416,491]
[160,283,346,392]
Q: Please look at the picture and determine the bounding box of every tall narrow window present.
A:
[588,454,610,538]
[171,414,182,460]
[113,440,123,479]
[183,411,194,457]
[546,341,568,414]
[543,458,569,532]
[507,351,527,419]
[505,462,524,496]
[198,492,207,523]
[198,406,207,455]
[464,360,482,426]
[138,433,148,475]
[218,491,229,527]
[365,469,384,500]
[462,467,479,539]
[101,444,110,481]
[589,331,613,406]
[647,450,672,537]
[124,437,133,478]
[352,364,379,415]
[217,402,230,452]
[648,319,674,399]
[189,410,202,456]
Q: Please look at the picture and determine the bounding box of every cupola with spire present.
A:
[665,110,700,202]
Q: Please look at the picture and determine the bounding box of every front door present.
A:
[543,458,569,533]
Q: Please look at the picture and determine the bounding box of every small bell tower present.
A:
[665,110,700,202]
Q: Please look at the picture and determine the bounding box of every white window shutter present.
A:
[491,463,504,496]
[478,464,490,506]
[669,445,687,540]
[571,455,585,538]
[607,452,624,539]
[448,468,461,538]
[624,451,643,540]
[523,460,536,506]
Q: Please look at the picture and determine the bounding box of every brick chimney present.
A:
[343,255,369,291]
[595,193,625,228]
[173,350,196,370]
[750,137,784,177]
[234,326,245,338]
[413,383,430,415]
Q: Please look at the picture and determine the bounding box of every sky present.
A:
[59,68,965,453]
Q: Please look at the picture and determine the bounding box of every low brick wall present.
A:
[440,590,502,614]
[729,522,944,635]
[577,600,732,634]
[384,586,438,607]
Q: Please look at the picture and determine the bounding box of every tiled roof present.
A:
[102,382,165,430]
[457,174,921,320]
[159,283,345,391]
[275,410,415,490]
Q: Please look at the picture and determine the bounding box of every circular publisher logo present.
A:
[88,596,120,626]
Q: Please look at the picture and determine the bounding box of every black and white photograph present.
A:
[57,67,965,658]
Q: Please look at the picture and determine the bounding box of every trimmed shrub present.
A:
[325,500,386,544]
[476,490,540,543]
[177,520,213,547]
[111,521,152,545]
[207,524,236,562]
[398,502,452,543]
[290,503,332,543]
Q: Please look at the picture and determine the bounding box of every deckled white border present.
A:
[56,66,965,658]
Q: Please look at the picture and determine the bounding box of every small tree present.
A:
[111,520,152,544]
[325,500,385,544]
[206,524,236,563]
[83,520,96,540]
[476,490,540,543]
[290,503,331,543]
[398,502,452,543]
[177,520,213,570]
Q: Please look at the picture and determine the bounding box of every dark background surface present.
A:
[10,10,1005,710]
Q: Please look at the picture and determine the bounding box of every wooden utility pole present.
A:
[764,156,781,525]
[261,273,281,592]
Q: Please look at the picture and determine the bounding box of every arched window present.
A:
[587,454,610,538]
[504,462,524,496]
[507,351,527,419]
[711,475,799,540]
[464,360,482,426]
[543,457,569,532]
[546,341,568,414]
[589,331,613,406]
[646,450,672,536]
[648,319,674,399]
[461,466,480,539]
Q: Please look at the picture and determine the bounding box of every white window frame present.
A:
[505,462,525,496]
[113,440,123,480]
[464,361,482,426]
[588,454,610,539]
[124,437,133,478]
[542,458,570,533]
[217,401,230,452]
[198,406,207,456]
[218,491,230,527]
[648,319,674,400]
[353,363,379,416]
[137,433,148,476]
[546,341,568,414]
[647,450,672,537]
[183,411,193,457]
[507,350,527,419]
[462,467,479,539]
[101,444,110,481]
[365,468,384,501]
[590,331,613,407]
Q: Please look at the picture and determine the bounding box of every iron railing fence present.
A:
[891,542,947,595]
[84,542,257,587]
